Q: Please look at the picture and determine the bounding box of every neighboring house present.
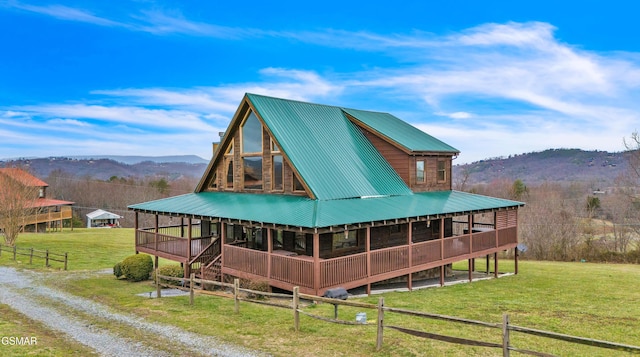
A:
[86,209,122,228]
[129,94,524,296]
[0,168,74,233]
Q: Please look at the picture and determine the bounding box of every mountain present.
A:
[1,156,209,181]
[65,155,209,165]
[454,149,630,187]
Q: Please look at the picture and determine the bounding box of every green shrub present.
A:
[120,254,153,282]
[113,262,123,278]
[152,264,184,285]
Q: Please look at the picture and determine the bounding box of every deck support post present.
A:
[486,254,490,275]
[468,259,472,282]
[514,248,519,275]
[439,265,445,286]
[494,252,499,278]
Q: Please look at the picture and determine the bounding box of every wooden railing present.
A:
[411,240,441,266]
[320,252,368,289]
[224,245,268,277]
[370,246,409,276]
[22,206,73,226]
[271,255,314,289]
[472,231,497,253]
[141,226,517,293]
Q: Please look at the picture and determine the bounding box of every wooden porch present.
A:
[21,205,73,232]
[134,209,519,296]
[222,226,518,295]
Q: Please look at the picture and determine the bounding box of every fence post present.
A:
[293,286,300,332]
[45,249,49,267]
[29,248,34,265]
[376,297,384,351]
[502,313,510,357]
[189,273,195,305]
[156,269,161,298]
[64,252,68,270]
[234,278,240,313]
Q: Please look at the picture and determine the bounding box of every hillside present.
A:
[1,157,208,181]
[1,149,633,186]
[454,148,630,187]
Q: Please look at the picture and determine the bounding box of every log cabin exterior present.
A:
[0,168,74,233]
[129,94,524,296]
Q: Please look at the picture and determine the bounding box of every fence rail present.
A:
[0,244,68,270]
[154,272,640,356]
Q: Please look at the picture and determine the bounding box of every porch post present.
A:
[267,228,272,281]
[134,212,139,254]
[515,247,519,275]
[313,233,320,295]
[154,214,159,252]
[494,252,499,278]
[468,259,473,282]
[366,226,371,295]
[220,222,226,282]
[440,217,445,287]
[407,221,413,291]
[185,218,192,280]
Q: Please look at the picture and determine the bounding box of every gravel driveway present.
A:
[0,267,266,356]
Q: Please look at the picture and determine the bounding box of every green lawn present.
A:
[1,229,639,356]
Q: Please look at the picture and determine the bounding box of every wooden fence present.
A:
[155,272,640,356]
[0,244,68,270]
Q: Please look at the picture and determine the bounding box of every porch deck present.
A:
[135,226,517,295]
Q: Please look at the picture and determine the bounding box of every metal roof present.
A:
[247,94,412,200]
[129,191,523,229]
[343,108,459,153]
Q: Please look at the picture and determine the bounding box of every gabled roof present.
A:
[342,108,459,154]
[245,93,413,200]
[86,209,122,220]
[129,190,523,228]
[0,168,48,187]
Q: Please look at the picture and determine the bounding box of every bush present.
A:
[120,254,153,282]
[113,262,123,278]
[152,264,184,285]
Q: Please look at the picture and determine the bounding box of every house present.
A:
[0,168,74,233]
[86,209,122,228]
[129,94,524,296]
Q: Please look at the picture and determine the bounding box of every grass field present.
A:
[1,229,639,356]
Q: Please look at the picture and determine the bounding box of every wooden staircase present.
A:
[188,237,222,285]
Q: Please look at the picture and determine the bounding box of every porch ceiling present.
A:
[129,191,523,229]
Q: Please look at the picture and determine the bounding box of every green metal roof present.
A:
[343,108,459,153]
[129,191,523,228]
[247,94,412,200]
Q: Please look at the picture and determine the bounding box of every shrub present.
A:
[120,254,153,282]
[152,264,184,285]
[113,262,123,279]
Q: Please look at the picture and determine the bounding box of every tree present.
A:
[0,169,41,246]
[510,179,528,201]
[623,131,640,181]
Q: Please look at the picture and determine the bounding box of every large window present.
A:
[241,111,263,154]
[243,157,263,190]
[437,160,446,182]
[226,159,234,189]
[241,111,263,190]
[272,155,283,191]
[416,160,425,182]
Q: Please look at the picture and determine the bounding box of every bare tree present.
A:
[0,169,41,246]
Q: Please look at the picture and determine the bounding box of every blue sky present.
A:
[1,0,639,164]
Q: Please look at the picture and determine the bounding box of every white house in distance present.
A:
[86,209,122,228]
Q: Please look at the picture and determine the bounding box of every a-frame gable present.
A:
[195,95,315,198]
